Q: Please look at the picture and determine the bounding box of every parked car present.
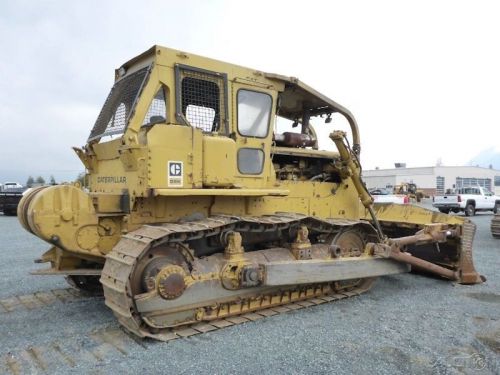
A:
[369,188,391,195]
[433,187,500,216]
[0,182,26,215]
[1,182,23,191]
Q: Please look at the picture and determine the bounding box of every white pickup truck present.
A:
[370,188,409,205]
[433,187,500,216]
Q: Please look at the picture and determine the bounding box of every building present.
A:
[362,166,500,196]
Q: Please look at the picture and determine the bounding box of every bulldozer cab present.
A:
[80,46,363,201]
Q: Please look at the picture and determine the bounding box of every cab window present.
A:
[88,67,149,142]
[237,89,272,138]
[238,148,264,174]
[175,65,228,133]
[142,87,167,126]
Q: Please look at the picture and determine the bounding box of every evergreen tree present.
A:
[49,175,56,185]
[35,176,45,185]
[26,176,34,188]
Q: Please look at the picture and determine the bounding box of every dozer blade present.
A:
[361,203,484,284]
[330,131,483,285]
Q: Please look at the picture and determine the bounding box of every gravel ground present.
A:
[0,202,499,374]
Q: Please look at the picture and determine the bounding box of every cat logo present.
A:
[168,161,183,187]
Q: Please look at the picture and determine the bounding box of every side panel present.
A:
[203,136,237,187]
[128,195,212,225]
[210,181,361,219]
[147,125,203,188]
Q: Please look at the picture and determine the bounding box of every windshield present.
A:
[88,67,150,142]
[370,188,390,195]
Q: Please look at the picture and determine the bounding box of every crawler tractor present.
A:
[18,46,483,340]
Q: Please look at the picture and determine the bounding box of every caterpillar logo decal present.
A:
[168,161,183,187]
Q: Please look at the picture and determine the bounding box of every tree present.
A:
[76,172,88,187]
[35,176,45,185]
[49,175,56,185]
[26,176,34,188]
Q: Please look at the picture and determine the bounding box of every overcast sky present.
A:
[1,0,499,183]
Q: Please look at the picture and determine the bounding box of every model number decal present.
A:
[168,161,183,187]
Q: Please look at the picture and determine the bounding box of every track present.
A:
[101,214,377,340]
[491,214,500,238]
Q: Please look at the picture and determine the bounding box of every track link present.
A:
[101,214,376,340]
[491,214,500,238]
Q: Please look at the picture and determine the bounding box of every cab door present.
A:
[483,188,495,209]
[232,83,276,188]
[475,188,487,209]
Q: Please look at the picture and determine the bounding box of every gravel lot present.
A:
[0,202,499,374]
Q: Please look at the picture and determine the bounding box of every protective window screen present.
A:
[89,67,149,141]
[178,68,226,132]
[238,148,264,174]
[238,90,272,137]
[142,87,167,126]
[186,104,215,127]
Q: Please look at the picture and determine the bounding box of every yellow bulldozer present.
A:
[393,182,425,202]
[18,46,483,340]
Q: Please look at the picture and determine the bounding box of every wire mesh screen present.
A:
[88,67,149,141]
[142,88,167,126]
[179,69,226,132]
